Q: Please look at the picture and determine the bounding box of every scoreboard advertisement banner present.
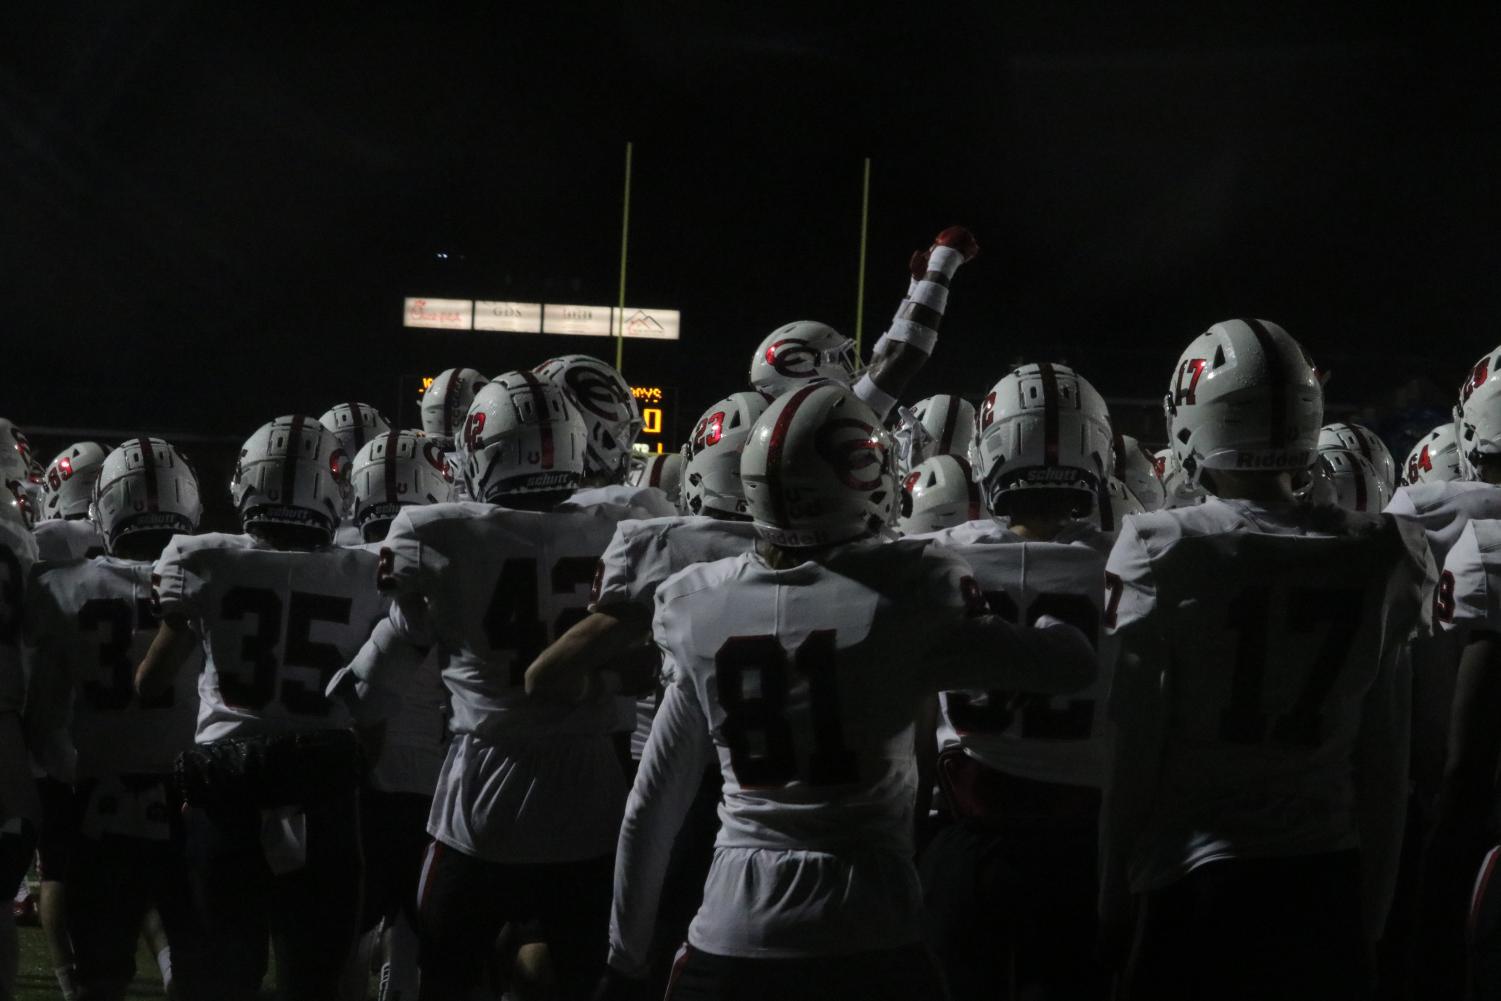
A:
[404,296,680,341]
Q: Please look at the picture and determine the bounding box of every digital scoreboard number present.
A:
[402,375,675,451]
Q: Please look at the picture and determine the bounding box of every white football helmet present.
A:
[741,384,898,547]
[91,438,203,551]
[533,355,642,482]
[350,430,454,542]
[1164,319,1322,483]
[627,451,685,511]
[1154,447,1207,508]
[1402,422,1462,486]
[1455,346,1501,479]
[1318,422,1395,492]
[748,321,860,397]
[1310,447,1391,513]
[230,416,350,540]
[1111,434,1165,513]
[908,394,978,467]
[682,392,771,519]
[976,363,1113,515]
[0,418,42,515]
[459,370,587,502]
[421,368,490,449]
[319,402,391,460]
[899,454,985,534]
[1097,475,1146,534]
[41,441,110,521]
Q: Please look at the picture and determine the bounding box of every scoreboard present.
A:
[399,374,678,451]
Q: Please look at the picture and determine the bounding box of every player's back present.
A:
[925,536,1108,788]
[0,521,37,715]
[381,500,631,738]
[154,532,385,742]
[592,515,759,611]
[1112,498,1430,881]
[659,538,976,855]
[26,556,200,778]
[564,483,676,520]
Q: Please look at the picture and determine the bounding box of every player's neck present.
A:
[1203,469,1296,504]
[1007,516,1071,541]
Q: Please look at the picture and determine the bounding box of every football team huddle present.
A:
[0,225,1497,1001]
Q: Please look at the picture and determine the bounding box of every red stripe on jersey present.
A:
[663,945,694,1001]
[765,385,820,531]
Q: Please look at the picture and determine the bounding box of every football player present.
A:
[35,442,109,561]
[911,363,1117,999]
[533,354,675,518]
[1308,447,1392,513]
[600,383,1096,1001]
[420,368,489,499]
[1321,421,1397,494]
[336,429,452,1001]
[319,402,391,548]
[1100,319,1431,1000]
[1428,515,1501,1000]
[1153,447,1206,509]
[0,469,39,1000]
[25,438,206,1000]
[134,416,382,1001]
[626,451,685,513]
[896,393,978,474]
[0,418,43,518]
[525,392,767,996]
[1113,433,1166,514]
[896,454,985,536]
[748,226,980,422]
[342,371,638,1001]
[1402,423,1463,487]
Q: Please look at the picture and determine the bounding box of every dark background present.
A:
[4,3,1498,469]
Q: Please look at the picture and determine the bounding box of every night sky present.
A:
[5,4,1500,453]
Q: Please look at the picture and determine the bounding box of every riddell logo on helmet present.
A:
[1234,451,1307,469]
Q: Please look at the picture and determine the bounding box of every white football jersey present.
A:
[1384,479,1501,800]
[1387,480,1501,569]
[929,539,1109,788]
[373,500,635,863]
[1439,519,1501,634]
[341,541,447,797]
[592,515,759,760]
[24,556,201,779]
[565,483,677,520]
[1105,498,1431,896]
[1049,519,1115,557]
[154,533,386,742]
[611,539,1091,968]
[333,524,364,549]
[34,519,105,562]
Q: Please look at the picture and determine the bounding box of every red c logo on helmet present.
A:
[814,418,890,491]
[768,339,819,379]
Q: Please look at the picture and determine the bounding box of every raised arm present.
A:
[854,225,979,419]
[134,616,198,701]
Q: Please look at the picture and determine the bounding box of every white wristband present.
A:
[853,374,898,420]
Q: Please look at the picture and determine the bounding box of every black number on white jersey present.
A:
[217,587,352,716]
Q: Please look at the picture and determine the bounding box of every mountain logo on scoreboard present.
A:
[625,310,665,338]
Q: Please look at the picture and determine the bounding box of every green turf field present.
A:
[15,924,165,999]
